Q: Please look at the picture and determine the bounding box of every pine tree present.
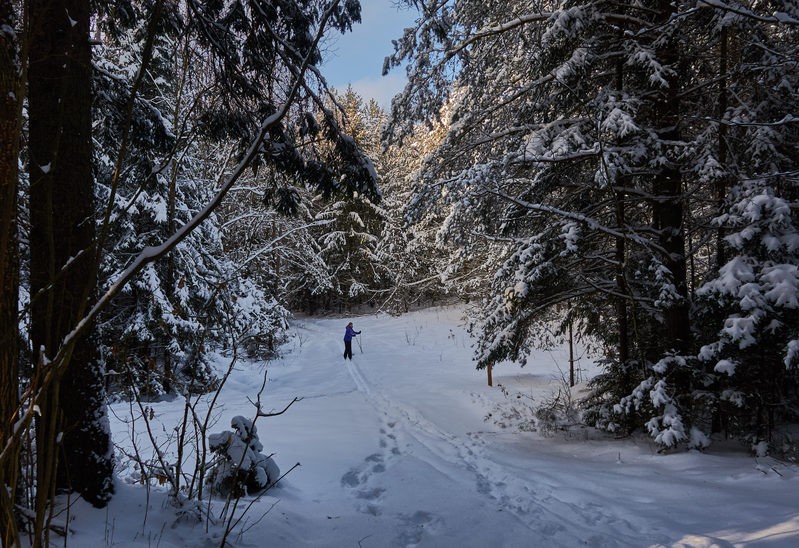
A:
[302,86,392,311]
[3,0,379,535]
[94,23,288,394]
[386,0,799,447]
[691,2,799,444]
[0,3,23,542]
[92,1,378,392]
[220,174,334,314]
[93,1,187,395]
[315,194,390,310]
[28,0,114,509]
[380,95,461,311]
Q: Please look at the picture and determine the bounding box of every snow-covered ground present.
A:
[67,306,797,547]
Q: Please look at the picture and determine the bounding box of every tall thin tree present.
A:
[0,2,24,543]
[28,0,114,515]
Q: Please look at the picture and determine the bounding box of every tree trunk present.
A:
[715,27,729,272]
[613,48,630,368]
[28,0,113,509]
[0,3,23,543]
[712,26,730,435]
[615,192,630,364]
[651,0,690,353]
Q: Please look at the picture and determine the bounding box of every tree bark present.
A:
[613,43,630,368]
[615,191,630,364]
[0,3,23,543]
[28,0,113,509]
[651,0,690,353]
[711,26,730,434]
[715,26,729,271]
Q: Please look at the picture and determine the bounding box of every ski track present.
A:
[339,348,663,547]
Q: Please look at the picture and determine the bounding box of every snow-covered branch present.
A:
[442,13,552,59]
[698,0,799,26]
[25,0,347,418]
[485,189,670,257]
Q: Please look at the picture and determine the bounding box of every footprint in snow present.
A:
[365,452,386,473]
[340,469,361,488]
[341,453,390,514]
[355,487,385,501]
[394,510,444,547]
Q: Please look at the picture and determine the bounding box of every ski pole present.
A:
[357,332,363,353]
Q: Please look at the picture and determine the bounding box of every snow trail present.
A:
[98,307,799,548]
[341,330,655,547]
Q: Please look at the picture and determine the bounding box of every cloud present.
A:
[320,0,416,108]
[348,73,407,110]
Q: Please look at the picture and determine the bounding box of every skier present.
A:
[343,322,361,360]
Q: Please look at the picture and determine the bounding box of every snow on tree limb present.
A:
[3,2,350,466]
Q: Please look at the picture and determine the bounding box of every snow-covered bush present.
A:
[487,377,582,437]
[206,416,281,498]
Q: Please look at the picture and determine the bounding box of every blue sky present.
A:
[321,0,418,108]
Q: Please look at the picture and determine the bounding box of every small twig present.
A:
[238,499,281,538]
[228,462,301,535]
[253,396,303,418]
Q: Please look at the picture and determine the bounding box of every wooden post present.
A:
[487,364,493,387]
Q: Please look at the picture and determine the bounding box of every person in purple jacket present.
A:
[343,322,361,360]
